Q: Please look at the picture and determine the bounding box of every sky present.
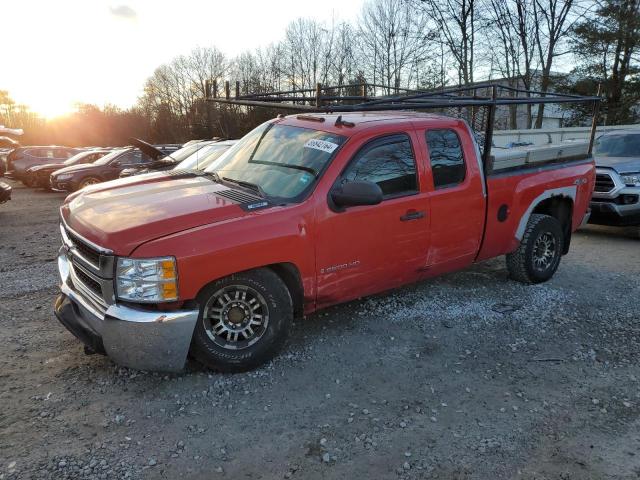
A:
[2,0,364,118]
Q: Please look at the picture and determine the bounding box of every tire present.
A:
[76,176,101,190]
[190,268,293,372]
[506,213,564,284]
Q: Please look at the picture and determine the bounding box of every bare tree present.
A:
[420,0,480,86]
[359,0,431,93]
[138,47,229,139]
[484,0,538,127]
[281,18,336,91]
[532,0,586,127]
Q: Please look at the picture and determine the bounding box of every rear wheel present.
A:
[191,268,292,372]
[77,176,101,190]
[506,213,564,284]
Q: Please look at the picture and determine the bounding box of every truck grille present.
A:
[594,172,615,193]
[68,263,108,316]
[74,266,102,297]
[66,230,101,267]
[60,222,115,316]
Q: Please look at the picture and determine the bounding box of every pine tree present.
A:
[571,0,640,124]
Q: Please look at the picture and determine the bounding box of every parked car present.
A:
[50,142,179,191]
[0,148,14,176]
[0,136,20,149]
[119,140,225,178]
[5,146,82,180]
[54,112,594,373]
[0,181,11,204]
[173,140,237,171]
[24,149,112,188]
[589,130,640,226]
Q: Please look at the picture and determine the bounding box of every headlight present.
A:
[55,174,73,181]
[116,257,178,303]
[620,173,640,187]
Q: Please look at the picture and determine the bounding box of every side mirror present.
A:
[330,180,383,210]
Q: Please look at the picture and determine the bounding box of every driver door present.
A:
[108,151,145,180]
[315,132,430,307]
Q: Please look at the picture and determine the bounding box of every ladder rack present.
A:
[205,81,602,169]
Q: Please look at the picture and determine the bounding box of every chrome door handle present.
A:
[400,210,425,221]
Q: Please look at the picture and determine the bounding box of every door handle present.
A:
[400,210,425,221]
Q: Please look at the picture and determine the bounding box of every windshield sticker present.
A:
[299,173,312,184]
[304,139,339,154]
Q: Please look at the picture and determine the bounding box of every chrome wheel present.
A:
[202,285,269,350]
[80,177,100,189]
[532,232,556,271]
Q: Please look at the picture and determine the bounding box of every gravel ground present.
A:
[1,179,640,480]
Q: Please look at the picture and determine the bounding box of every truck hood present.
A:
[594,156,640,174]
[60,175,250,255]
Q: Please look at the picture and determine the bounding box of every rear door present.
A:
[315,131,430,305]
[417,126,485,268]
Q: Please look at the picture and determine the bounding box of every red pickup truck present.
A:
[55,112,594,372]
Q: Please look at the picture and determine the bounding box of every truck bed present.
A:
[490,141,590,171]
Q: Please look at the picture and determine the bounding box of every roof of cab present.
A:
[278,111,462,136]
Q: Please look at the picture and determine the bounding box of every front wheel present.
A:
[76,176,101,191]
[506,213,564,284]
[190,268,293,372]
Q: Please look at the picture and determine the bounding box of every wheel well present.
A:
[192,263,305,318]
[266,263,305,318]
[532,196,573,254]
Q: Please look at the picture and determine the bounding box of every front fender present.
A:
[131,203,316,308]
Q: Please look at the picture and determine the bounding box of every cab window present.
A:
[117,151,143,165]
[343,134,418,198]
[425,129,466,188]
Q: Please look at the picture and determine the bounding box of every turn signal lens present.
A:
[161,281,178,299]
[160,260,176,279]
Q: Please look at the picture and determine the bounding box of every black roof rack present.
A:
[205,80,601,169]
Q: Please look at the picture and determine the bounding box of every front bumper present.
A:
[0,183,12,203]
[590,185,640,227]
[55,251,199,372]
[50,176,73,191]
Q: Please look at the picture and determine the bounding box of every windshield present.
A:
[176,144,230,170]
[63,151,104,166]
[94,148,128,165]
[63,151,92,166]
[160,142,209,163]
[594,134,640,157]
[204,123,346,200]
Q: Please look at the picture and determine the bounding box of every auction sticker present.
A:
[304,139,339,153]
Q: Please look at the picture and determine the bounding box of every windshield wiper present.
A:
[222,176,266,198]
[248,159,318,177]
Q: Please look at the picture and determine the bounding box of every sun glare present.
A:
[35,100,75,120]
